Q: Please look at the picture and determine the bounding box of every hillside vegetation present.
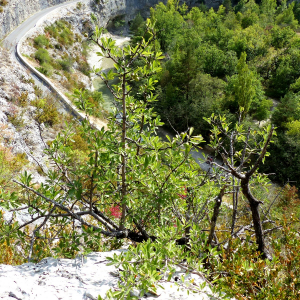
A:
[0,1,300,299]
[20,3,107,120]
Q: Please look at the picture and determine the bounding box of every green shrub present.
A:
[49,60,62,70]
[0,136,28,188]
[34,48,51,64]
[271,26,296,49]
[130,13,144,33]
[0,232,26,265]
[75,34,82,43]
[54,43,62,50]
[56,20,71,29]
[36,63,53,76]
[58,58,73,71]
[21,75,34,85]
[81,41,90,57]
[77,58,91,76]
[33,86,43,98]
[0,0,8,11]
[61,79,73,91]
[44,24,59,39]
[76,2,83,10]
[58,28,74,46]
[33,35,49,48]
[65,126,89,152]
[18,92,28,107]
[31,98,60,126]
[110,15,125,29]
[7,111,24,128]
[45,20,74,46]
[213,223,300,299]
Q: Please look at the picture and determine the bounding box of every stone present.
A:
[0,46,51,185]
[0,250,217,299]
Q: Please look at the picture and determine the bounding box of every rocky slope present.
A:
[20,3,93,92]
[0,249,214,300]
[0,47,55,179]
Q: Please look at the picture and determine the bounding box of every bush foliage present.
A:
[1,3,300,300]
[31,97,60,126]
[34,35,50,48]
[127,0,300,187]
[34,48,51,64]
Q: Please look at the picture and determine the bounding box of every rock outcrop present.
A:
[0,0,75,40]
[0,250,214,300]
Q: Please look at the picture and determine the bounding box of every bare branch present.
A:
[247,127,274,178]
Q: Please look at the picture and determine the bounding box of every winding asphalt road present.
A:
[2,0,89,105]
[3,0,87,51]
[2,0,89,91]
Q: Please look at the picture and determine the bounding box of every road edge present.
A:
[15,1,105,131]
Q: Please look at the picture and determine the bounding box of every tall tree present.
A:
[0,21,205,262]
[233,52,255,119]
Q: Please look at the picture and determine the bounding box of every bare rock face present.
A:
[0,250,214,300]
[0,0,73,40]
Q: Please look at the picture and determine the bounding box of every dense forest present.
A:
[130,0,300,187]
[1,0,300,299]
